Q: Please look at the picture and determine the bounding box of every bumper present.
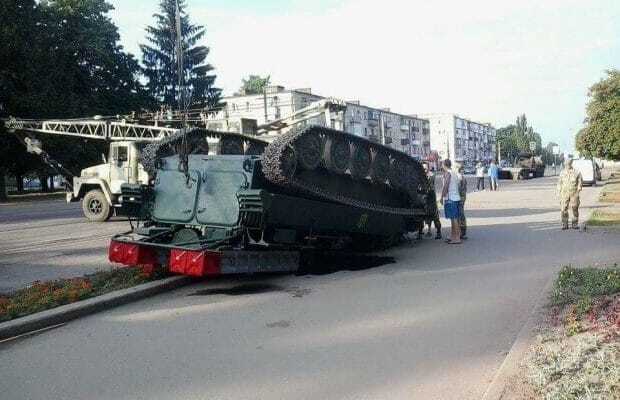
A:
[108,238,299,277]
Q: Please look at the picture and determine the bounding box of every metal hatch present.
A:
[152,169,201,223]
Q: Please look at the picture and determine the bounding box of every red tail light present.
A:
[109,240,157,266]
[169,249,221,277]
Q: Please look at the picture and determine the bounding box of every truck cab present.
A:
[71,141,149,221]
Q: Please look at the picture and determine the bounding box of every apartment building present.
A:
[345,103,430,159]
[212,86,431,159]
[421,113,496,165]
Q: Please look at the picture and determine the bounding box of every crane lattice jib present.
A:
[5,118,179,142]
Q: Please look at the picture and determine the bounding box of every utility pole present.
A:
[497,140,501,164]
[263,88,268,123]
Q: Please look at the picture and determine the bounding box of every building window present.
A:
[246,102,250,112]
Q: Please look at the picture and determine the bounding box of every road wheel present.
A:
[323,136,350,174]
[350,142,371,179]
[82,189,111,222]
[295,133,323,171]
[369,150,390,183]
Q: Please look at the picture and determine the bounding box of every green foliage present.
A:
[588,210,620,226]
[141,0,221,109]
[0,0,153,183]
[576,70,620,161]
[0,267,161,322]
[238,75,271,95]
[551,265,620,306]
[496,114,544,163]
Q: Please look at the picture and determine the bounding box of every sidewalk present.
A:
[1,191,66,205]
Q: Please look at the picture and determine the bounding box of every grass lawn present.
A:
[588,210,620,226]
[521,265,620,400]
[599,178,620,204]
[0,266,164,322]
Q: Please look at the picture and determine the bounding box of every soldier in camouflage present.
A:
[418,163,442,239]
[556,158,583,230]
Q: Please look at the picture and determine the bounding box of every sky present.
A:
[109,0,619,152]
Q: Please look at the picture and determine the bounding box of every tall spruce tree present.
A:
[141,0,221,110]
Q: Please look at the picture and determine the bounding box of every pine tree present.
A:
[140,0,221,110]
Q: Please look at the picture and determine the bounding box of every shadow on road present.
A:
[189,283,284,296]
[297,253,395,276]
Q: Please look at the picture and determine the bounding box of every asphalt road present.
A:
[1,176,618,399]
[0,200,128,294]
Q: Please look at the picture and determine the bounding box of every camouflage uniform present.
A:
[457,173,467,237]
[419,172,441,239]
[556,164,583,229]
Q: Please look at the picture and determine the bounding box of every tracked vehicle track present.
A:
[262,126,429,216]
[140,128,269,176]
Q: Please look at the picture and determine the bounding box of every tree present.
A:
[237,75,271,95]
[496,114,543,163]
[576,70,620,160]
[141,0,221,109]
[0,0,151,194]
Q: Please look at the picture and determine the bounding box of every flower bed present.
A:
[0,266,164,322]
[523,265,620,400]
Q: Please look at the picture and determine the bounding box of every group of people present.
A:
[475,161,499,191]
[418,156,586,244]
[419,158,501,244]
[419,159,468,244]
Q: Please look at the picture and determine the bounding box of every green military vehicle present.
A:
[500,152,546,180]
[109,126,432,276]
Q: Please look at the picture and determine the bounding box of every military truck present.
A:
[515,152,545,178]
[109,126,432,277]
[500,152,546,180]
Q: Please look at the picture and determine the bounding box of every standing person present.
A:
[556,158,583,230]
[488,160,499,191]
[457,165,467,239]
[439,159,461,244]
[418,163,442,239]
[475,161,485,191]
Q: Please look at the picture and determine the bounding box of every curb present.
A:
[482,276,555,400]
[0,276,194,341]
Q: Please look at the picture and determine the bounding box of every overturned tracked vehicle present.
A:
[110,126,433,277]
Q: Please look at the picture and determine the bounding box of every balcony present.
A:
[366,111,380,121]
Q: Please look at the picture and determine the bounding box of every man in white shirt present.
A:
[475,162,485,191]
[439,159,462,244]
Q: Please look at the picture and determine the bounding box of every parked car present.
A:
[572,159,597,186]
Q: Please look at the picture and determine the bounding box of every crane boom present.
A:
[4,117,178,142]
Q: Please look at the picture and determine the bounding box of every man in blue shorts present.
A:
[439,159,462,244]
